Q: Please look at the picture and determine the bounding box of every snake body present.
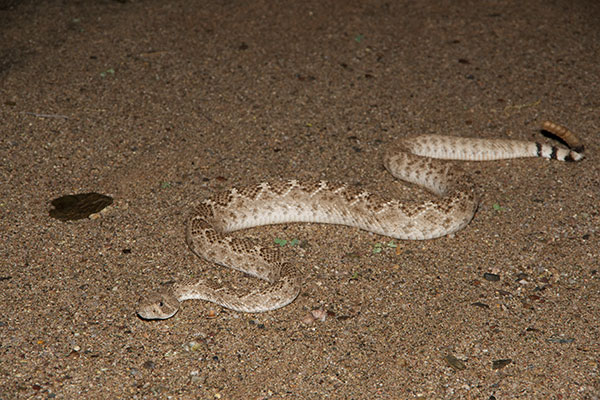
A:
[137,123,583,319]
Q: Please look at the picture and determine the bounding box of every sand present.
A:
[1,0,599,398]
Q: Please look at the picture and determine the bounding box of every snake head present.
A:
[137,292,180,320]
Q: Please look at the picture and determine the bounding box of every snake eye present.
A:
[159,301,164,307]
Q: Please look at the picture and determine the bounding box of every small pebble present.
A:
[185,341,203,352]
[311,308,327,322]
[444,354,466,370]
[492,359,512,370]
[67,350,80,358]
[142,360,155,370]
[515,272,529,282]
[483,272,500,282]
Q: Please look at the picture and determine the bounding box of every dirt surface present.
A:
[1,0,599,398]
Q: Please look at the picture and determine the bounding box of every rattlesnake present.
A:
[137,122,583,320]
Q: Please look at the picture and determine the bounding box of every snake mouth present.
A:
[137,308,179,320]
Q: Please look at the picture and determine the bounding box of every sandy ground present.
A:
[1,0,599,398]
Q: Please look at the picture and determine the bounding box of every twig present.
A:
[23,112,69,119]
[503,99,541,116]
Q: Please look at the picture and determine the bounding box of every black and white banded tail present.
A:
[540,121,584,161]
[401,121,585,163]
